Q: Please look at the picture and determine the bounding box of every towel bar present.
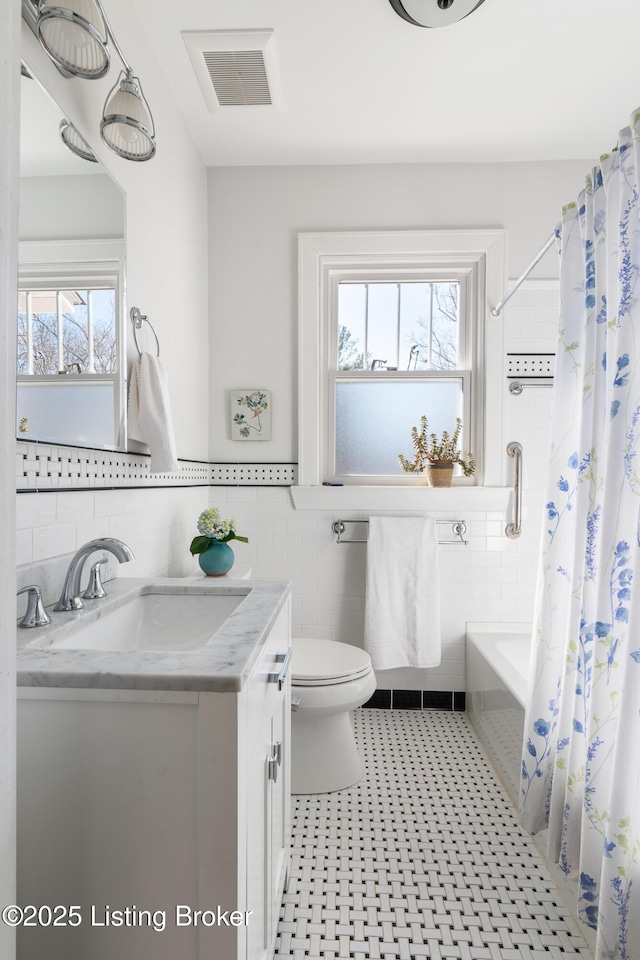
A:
[332,519,468,545]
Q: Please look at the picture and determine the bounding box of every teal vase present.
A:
[198,540,235,576]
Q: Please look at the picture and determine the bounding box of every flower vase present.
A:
[426,462,454,487]
[198,540,235,576]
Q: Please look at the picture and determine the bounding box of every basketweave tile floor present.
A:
[274,709,593,960]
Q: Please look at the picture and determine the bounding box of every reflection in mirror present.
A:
[18,66,126,450]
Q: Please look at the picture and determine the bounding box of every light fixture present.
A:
[59,118,99,161]
[388,0,486,28]
[100,69,156,161]
[34,0,157,161]
[36,0,110,78]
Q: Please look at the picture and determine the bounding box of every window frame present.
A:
[328,269,472,485]
[17,239,126,450]
[298,230,506,489]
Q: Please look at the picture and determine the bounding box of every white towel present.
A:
[127,352,179,474]
[364,516,441,670]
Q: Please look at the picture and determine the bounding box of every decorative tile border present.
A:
[16,440,297,491]
[211,463,297,486]
[364,688,466,711]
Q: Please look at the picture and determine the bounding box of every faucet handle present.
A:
[82,558,108,600]
[17,585,52,629]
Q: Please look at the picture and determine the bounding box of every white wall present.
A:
[19,174,124,240]
[21,2,209,461]
[207,160,587,462]
[204,161,582,691]
[1,2,20,954]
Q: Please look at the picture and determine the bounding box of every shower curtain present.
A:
[520,111,640,960]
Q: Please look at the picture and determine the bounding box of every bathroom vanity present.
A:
[16,578,292,960]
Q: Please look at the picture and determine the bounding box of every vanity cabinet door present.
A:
[245,599,291,960]
[266,665,290,951]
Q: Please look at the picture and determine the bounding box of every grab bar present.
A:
[505,442,523,539]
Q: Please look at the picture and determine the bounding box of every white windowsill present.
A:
[290,485,512,512]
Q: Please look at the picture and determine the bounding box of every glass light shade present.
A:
[100,75,156,161]
[388,0,486,28]
[36,0,109,78]
[59,119,98,162]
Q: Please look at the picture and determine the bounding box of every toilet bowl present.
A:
[290,637,376,794]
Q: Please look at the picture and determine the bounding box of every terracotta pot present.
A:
[425,461,454,487]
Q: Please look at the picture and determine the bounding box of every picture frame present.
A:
[230,389,271,441]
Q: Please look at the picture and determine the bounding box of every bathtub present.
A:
[465,622,532,806]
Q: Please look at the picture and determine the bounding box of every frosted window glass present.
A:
[17,380,116,447]
[335,380,463,476]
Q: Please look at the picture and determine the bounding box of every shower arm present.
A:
[491,233,556,317]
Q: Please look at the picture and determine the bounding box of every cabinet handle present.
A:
[267,753,279,783]
[273,740,282,766]
[267,647,292,690]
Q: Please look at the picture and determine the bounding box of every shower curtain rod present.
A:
[491,231,556,317]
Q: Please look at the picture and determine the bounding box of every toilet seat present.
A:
[292,637,373,686]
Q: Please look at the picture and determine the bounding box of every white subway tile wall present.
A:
[17,487,206,580]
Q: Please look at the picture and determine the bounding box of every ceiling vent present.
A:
[183,29,282,111]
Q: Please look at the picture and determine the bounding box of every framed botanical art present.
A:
[230,389,271,441]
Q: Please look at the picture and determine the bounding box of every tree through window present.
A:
[17,287,117,376]
[337,280,459,372]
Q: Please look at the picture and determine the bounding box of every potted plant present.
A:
[398,415,475,487]
[190,507,249,576]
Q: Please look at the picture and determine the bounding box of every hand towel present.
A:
[364,516,441,670]
[127,352,179,474]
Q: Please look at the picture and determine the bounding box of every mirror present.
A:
[18,66,126,450]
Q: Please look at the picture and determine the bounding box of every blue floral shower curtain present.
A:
[520,111,640,960]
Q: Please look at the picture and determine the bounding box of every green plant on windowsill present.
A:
[398,415,475,484]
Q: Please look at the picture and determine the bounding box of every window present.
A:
[331,276,470,482]
[17,286,118,376]
[17,240,124,449]
[298,230,506,488]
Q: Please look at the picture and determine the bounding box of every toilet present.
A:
[290,637,376,794]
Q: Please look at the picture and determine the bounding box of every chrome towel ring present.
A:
[130,306,160,358]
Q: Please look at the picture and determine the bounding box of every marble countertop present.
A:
[17,577,291,693]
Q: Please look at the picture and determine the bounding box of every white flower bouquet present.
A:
[189,507,249,556]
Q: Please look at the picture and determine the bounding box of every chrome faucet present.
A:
[54,537,135,612]
[17,585,52,628]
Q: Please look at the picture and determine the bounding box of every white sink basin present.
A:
[50,591,248,653]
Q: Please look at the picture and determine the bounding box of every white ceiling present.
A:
[131,0,640,167]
